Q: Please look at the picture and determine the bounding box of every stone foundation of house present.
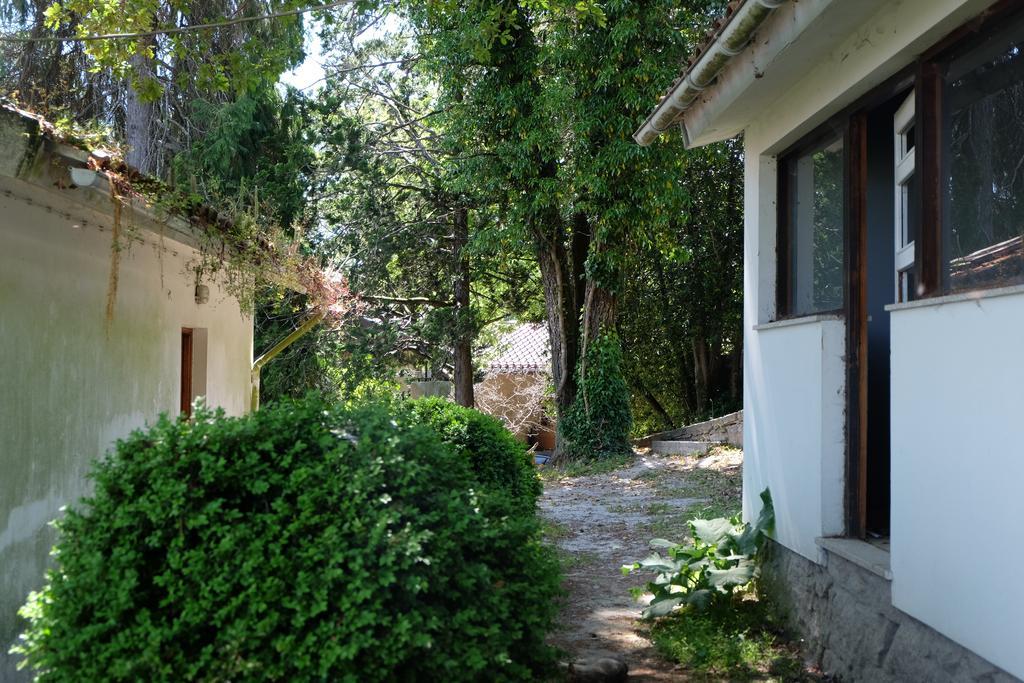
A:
[760,540,1020,682]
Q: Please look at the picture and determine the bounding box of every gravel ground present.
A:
[540,448,744,681]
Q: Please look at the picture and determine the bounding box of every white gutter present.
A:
[634,0,788,147]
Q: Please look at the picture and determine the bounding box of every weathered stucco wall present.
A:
[0,175,252,677]
[474,371,550,443]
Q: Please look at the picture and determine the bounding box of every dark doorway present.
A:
[849,89,914,538]
[181,328,193,417]
[861,96,904,537]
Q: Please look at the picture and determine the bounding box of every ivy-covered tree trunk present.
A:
[581,279,616,351]
[552,253,632,463]
[555,328,632,464]
[453,206,474,407]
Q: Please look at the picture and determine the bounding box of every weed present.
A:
[648,598,813,681]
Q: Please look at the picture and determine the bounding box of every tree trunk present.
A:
[570,211,590,323]
[581,279,617,351]
[453,206,474,407]
[537,229,579,418]
[125,48,157,175]
[577,277,617,416]
[730,331,743,403]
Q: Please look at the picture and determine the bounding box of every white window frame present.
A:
[894,91,915,302]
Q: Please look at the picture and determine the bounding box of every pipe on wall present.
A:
[250,310,327,412]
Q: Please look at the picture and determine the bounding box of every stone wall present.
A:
[760,540,1019,682]
[636,410,743,448]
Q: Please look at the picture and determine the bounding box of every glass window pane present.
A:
[785,135,845,315]
[945,20,1024,291]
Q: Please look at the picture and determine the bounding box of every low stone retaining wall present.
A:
[636,410,742,448]
[760,540,1018,682]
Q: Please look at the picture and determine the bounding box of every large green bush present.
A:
[408,397,541,510]
[14,398,560,682]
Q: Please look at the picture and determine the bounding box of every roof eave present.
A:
[0,103,306,293]
[634,0,787,147]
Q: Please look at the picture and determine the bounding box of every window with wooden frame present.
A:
[777,129,847,317]
[919,5,1024,295]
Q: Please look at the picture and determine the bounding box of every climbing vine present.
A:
[557,331,632,461]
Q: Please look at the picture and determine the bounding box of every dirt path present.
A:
[540,448,744,681]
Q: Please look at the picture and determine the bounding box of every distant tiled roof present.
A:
[485,323,549,373]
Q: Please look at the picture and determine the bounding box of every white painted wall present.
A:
[0,175,252,677]
[743,317,846,563]
[741,133,846,566]
[890,290,1024,679]
[732,0,1024,678]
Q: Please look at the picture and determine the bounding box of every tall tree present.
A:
[15,0,308,175]
[396,0,727,459]
[305,23,541,401]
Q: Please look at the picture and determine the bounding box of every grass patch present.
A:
[648,598,813,681]
[657,467,742,521]
[542,451,636,479]
[643,513,693,540]
[556,548,597,571]
[632,468,663,482]
[645,502,673,516]
[540,518,571,542]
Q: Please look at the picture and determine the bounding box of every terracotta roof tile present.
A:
[484,323,549,373]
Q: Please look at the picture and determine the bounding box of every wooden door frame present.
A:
[844,113,869,539]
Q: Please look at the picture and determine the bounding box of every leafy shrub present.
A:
[623,489,774,617]
[559,332,633,461]
[14,397,560,682]
[408,397,541,509]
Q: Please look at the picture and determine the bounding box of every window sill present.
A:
[816,537,892,580]
[885,282,1024,312]
[753,314,843,331]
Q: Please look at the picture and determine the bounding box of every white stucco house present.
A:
[0,104,256,678]
[638,1,1024,680]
